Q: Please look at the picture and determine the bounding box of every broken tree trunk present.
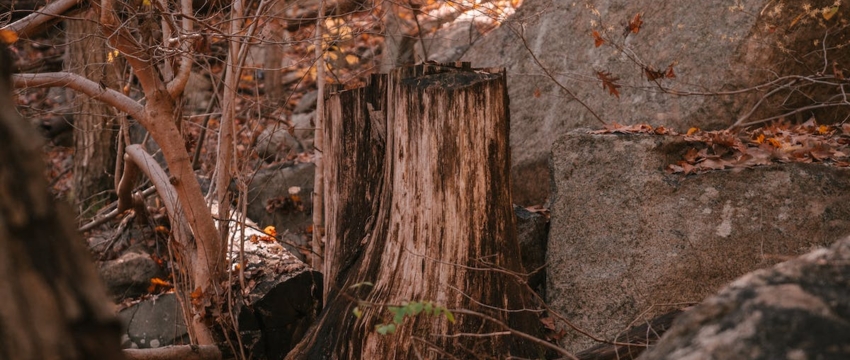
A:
[287,63,547,359]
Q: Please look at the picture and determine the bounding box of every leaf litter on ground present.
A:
[591,119,850,175]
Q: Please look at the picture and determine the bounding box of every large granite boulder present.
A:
[463,0,850,204]
[639,236,850,360]
[548,130,850,352]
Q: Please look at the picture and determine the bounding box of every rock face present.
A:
[514,204,549,295]
[462,0,850,204]
[639,236,850,360]
[99,250,165,300]
[247,163,315,261]
[117,293,189,349]
[547,130,850,352]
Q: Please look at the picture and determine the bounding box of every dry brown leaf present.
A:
[592,30,605,47]
[596,70,621,98]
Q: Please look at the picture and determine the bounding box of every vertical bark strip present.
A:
[290,64,543,359]
[312,0,327,272]
[67,8,119,215]
[0,47,124,360]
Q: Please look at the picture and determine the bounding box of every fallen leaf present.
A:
[592,30,605,47]
[596,70,621,98]
[665,62,676,78]
[823,5,840,20]
[0,29,17,44]
[790,13,805,28]
[624,13,643,36]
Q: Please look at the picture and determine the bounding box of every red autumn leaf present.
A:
[624,13,643,36]
[654,126,674,135]
[596,70,621,98]
[683,148,700,163]
[534,88,541,98]
[665,62,676,78]
[592,30,605,47]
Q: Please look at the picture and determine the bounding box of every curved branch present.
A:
[165,0,196,98]
[1,0,83,39]
[13,72,145,120]
[124,145,191,247]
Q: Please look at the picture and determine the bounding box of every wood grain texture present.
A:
[290,64,545,359]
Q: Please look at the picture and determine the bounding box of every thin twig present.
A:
[450,308,579,360]
[508,23,607,125]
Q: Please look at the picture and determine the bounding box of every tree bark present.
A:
[0,47,124,360]
[289,63,546,359]
[66,7,120,216]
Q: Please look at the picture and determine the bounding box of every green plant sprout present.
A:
[354,300,456,335]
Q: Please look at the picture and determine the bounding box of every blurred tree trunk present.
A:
[0,47,124,360]
[66,7,120,216]
[262,0,290,106]
[288,64,547,359]
[379,4,416,73]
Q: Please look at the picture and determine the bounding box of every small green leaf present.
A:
[392,307,407,324]
[444,309,456,323]
[375,323,397,335]
[353,306,362,319]
[423,301,433,315]
[409,301,424,316]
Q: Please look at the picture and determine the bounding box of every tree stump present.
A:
[288,63,546,359]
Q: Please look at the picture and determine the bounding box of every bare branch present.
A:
[166,0,196,98]
[115,149,141,214]
[451,308,579,360]
[507,23,607,126]
[100,0,167,98]
[124,145,192,248]
[12,72,144,120]
[283,0,368,32]
[1,0,82,39]
[123,344,222,360]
